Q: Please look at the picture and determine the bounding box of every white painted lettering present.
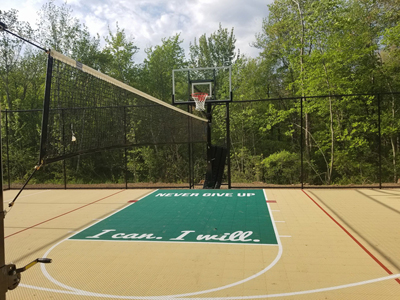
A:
[122,233,139,239]
[196,234,219,241]
[155,193,166,197]
[137,233,156,239]
[247,193,255,197]
[196,232,253,242]
[229,231,243,241]
[86,229,116,239]
[219,233,230,241]
[112,233,125,238]
[240,231,253,241]
[170,230,195,240]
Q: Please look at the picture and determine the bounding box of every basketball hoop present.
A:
[191,92,208,111]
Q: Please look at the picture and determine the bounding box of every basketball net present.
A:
[191,92,208,111]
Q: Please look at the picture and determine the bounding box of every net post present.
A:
[0,100,7,300]
[39,53,54,164]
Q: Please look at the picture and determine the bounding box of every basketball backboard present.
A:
[172,66,232,106]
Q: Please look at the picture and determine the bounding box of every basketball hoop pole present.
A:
[206,102,213,183]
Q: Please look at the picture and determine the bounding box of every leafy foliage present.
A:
[2,0,400,186]
[262,150,301,184]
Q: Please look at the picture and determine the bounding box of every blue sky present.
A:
[2,0,273,62]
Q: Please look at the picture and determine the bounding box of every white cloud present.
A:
[1,0,272,62]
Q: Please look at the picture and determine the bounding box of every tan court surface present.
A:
[3,188,400,299]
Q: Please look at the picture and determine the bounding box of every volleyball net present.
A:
[39,50,207,165]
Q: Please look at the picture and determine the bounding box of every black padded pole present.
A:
[226,101,231,189]
[187,104,194,188]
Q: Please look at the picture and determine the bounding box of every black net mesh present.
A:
[40,52,207,164]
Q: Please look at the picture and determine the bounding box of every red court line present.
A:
[5,190,126,239]
[302,190,400,285]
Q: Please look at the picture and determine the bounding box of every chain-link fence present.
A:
[2,92,400,189]
[1,108,207,190]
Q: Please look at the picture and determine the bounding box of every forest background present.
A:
[1,0,400,187]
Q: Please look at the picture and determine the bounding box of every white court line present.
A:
[19,189,400,299]
[68,239,278,246]
[4,189,51,202]
[178,273,400,299]
[35,189,283,298]
[63,189,158,238]
[20,273,400,299]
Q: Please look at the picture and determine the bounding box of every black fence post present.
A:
[124,106,128,189]
[226,102,231,189]
[5,110,10,190]
[300,97,304,189]
[62,109,67,189]
[378,93,382,189]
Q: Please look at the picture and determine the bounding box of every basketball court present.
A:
[4,188,400,299]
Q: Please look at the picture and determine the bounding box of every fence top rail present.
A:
[4,92,400,113]
[230,91,400,104]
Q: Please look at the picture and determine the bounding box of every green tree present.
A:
[189,23,238,68]
[253,0,391,184]
[101,23,139,83]
[37,0,101,61]
[0,9,40,110]
[141,34,186,102]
